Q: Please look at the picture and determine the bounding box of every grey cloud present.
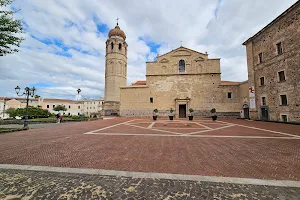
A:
[0,0,297,98]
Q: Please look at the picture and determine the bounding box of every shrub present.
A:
[53,105,67,112]
[210,108,216,113]
[189,108,194,113]
[71,115,80,120]
[153,109,158,113]
[6,106,52,118]
[170,108,174,113]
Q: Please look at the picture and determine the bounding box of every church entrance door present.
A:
[179,104,186,118]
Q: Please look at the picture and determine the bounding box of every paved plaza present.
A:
[0,118,300,199]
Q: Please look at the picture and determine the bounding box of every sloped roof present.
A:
[0,97,37,101]
[132,80,147,85]
[42,98,77,103]
[220,81,242,86]
[156,46,208,59]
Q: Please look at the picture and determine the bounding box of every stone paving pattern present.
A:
[1,169,300,200]
[0,118,300,181]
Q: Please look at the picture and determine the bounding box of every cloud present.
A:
[0,0,297,99]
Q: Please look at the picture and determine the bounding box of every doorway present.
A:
[242,104,249,119]
[261,107,269,121]
[179,104,186,118]
[243,108,249,119]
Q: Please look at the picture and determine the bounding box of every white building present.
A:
[0,100,9,119]
[81,98,104,117]
[0,97,104,118]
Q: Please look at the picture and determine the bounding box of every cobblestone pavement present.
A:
[1,169,300,200]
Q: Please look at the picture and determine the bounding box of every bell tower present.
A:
[103,21,127,115]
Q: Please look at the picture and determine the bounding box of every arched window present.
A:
[119,43,122,50]
[111,42,114,50]
[179,60,185,72]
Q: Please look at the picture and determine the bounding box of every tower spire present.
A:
[116,17,119,25]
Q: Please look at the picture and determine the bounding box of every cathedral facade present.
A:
[103,24,249,118]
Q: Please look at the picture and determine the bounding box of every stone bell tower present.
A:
[103,21,128,116]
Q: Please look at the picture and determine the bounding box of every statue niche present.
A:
[160,58,169,63]
[162,65,167,74]
[197,64,203,73]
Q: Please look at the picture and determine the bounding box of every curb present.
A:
[1,164,300,188]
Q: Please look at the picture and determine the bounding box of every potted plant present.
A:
[169,108,174,120]
[188,108,194,121]
[153,109,158,120]
[211,108,217,121]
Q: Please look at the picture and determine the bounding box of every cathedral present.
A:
[102,23,249,118]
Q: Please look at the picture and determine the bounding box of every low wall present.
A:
[120,110,152,117]
[120,110,240,118]
[0,118,99,125]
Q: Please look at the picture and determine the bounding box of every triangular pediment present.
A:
[156,46,215,60]
[160,58,169,63]
[195,56,205,62]
[172,50,191,57]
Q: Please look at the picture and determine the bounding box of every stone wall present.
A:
[120,86,151,116]
[244,2,300,122]
[103,101,120,116]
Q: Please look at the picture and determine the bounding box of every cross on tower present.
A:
[180,40,183,46]
[116,17,119,25]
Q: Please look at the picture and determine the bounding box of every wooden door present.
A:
[179,105,186,118]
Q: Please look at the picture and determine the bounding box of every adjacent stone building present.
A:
[243,1,300,123]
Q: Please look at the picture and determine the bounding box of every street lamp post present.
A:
[15,86,36,130]
[2,97,7,118]
[77,88,81,101]
[76,88,82,116]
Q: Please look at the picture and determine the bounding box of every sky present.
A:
[0,0,297,100]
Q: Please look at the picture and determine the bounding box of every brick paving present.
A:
[0,118,300,182]
[221,119,300,136]
[195,125,287,137]
[1,169,300,200]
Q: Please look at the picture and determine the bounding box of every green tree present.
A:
[0,0,25,56]
[53,105,67,112]
[27,106,51,118]
[5,107,16,117]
